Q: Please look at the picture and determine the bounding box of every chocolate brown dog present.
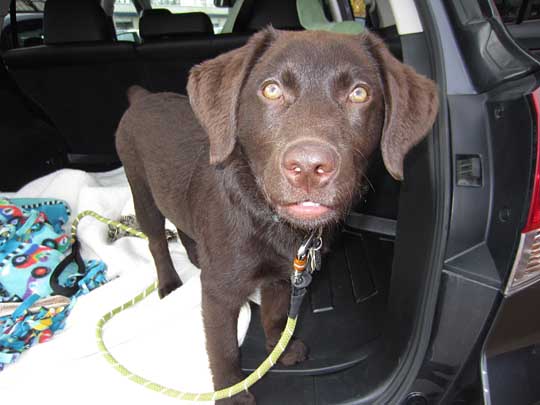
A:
[116,28,438,404]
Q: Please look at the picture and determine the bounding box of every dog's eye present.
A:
[349,86,369,103]
[262,82,283,100]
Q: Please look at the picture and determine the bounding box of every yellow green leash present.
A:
[70,210,321,402]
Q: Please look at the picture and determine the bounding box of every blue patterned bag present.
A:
[0,197,86,301]
[0,197,109,370]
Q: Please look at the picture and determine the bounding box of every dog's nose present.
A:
[282,142,338,192]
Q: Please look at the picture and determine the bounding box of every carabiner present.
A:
[296,228,322,260]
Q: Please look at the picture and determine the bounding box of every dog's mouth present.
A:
[262,178,346,228]
[282,201,333,219]
[274,200,338,228]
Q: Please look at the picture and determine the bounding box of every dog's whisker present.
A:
[352,145,369,164]
[361,174,376,193]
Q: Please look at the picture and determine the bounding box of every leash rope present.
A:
[70,210,302,401]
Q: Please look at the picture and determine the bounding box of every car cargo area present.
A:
[242,230,393,374]
[243,232,394,402]
[0,1,443,404]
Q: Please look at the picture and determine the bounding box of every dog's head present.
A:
[188,28,438,229]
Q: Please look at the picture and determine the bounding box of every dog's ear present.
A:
[187,28,277,165]
[364,32,439,180]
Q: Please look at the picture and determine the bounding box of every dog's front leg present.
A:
[261,280,308,366]
[202,286,255,405]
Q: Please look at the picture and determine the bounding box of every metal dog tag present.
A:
[307,248,322,273]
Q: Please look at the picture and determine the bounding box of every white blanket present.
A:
[0,169,252,404]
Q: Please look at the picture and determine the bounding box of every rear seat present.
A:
[227,0,302,33]
[136,9,248,94]
[3,0,303,170]
[140,9,214,41]
[135,0,302,95]
[3,0,140,166]
[137,9,214,94]
[0,59,66,191]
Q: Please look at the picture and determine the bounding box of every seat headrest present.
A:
[233,0,301,32]
[141,8,172,18]
[44,0,114,45]
[140,11,214,41]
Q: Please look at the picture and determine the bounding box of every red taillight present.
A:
[523,88,540,233]
[505,88,540,295]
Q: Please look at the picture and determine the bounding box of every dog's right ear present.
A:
[187,28,277,165]
[363,32,439,181]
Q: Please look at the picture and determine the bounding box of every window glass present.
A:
[114,0,139,42]
[495,0,521,23]
[15,0,46,12]
[1,1,45,50]
[495,0,540,24]
[530,0,540,19]
[149,0,230,34]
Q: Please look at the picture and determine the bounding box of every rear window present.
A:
[114,0,139,42]
[1,1,45,50]
[14,0,45,12]
[149,0,230,33]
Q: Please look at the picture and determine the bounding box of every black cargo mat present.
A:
[240,230,394,376]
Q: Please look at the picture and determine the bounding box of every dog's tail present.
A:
[127,85,150,104]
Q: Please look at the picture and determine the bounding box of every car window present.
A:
[494,0,540,61]
[0,1,45,50]
[149,0,230,34]
[14,0,45,12]
[495,0,540,24]
[113,0,139,42]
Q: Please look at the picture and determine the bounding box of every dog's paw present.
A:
[157,274,182,299]
[277,338,309,366]
[218,391,256,405]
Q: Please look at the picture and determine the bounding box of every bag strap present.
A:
[49,240,86,297]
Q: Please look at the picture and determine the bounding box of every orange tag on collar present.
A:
[293,257,307,272]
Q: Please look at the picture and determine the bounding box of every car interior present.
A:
[0,0,443,403]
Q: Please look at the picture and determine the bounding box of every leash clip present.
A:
[296,228,322,260]
[289,228,323,319]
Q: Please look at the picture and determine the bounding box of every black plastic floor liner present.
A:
[240,230,393,376]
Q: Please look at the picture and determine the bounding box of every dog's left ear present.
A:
[364,32,439,180]
[187,28,277,165]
